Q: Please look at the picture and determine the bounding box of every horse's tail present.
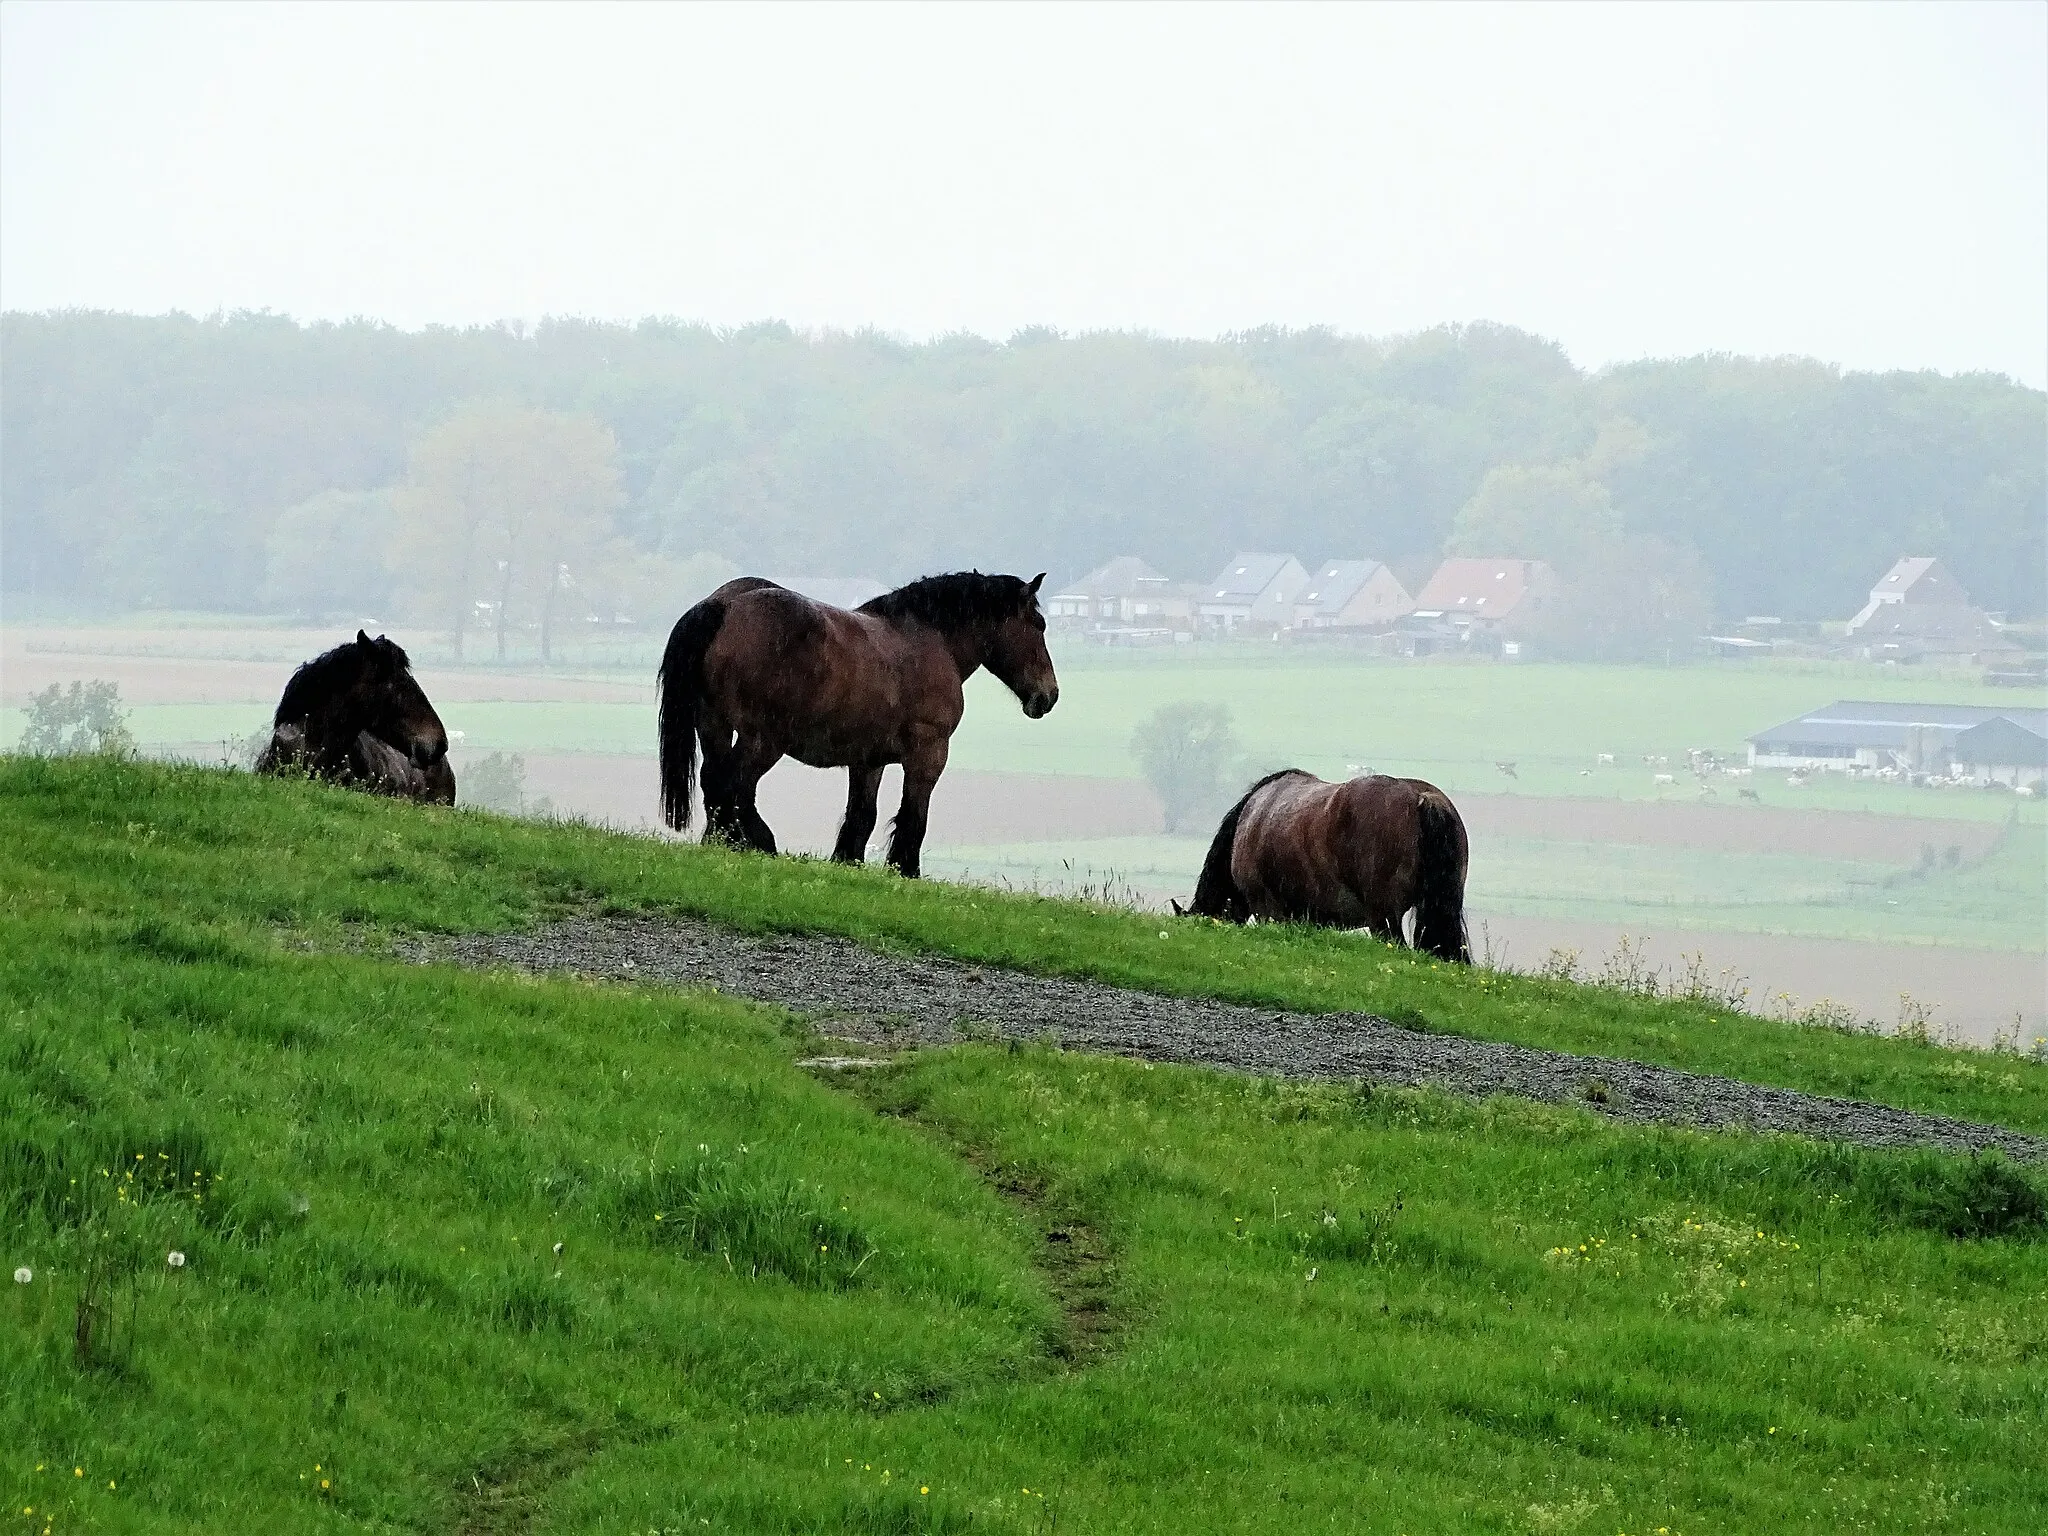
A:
[657,597,727,832]
[1186,770,1295,922]
[1412,790,1471,964]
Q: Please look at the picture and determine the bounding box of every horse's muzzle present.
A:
[1022,687,1058,719]
[411,739,448,770]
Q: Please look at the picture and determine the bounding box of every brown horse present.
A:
[256,631,455,804]
[1176,769,1470,962]
[658,572,1059,877]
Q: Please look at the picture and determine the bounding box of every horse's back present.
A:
[1233,772,1461,931]
[698,582,951,765]
[1233,772,1370,924]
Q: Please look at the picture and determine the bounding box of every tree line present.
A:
[3,310,2041,656]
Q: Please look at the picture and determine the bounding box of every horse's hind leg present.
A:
[729,739,782,854]
[697,723,743,844]
[833,766,883,863]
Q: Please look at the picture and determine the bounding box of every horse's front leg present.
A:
[886,737,948,878]
[833,765,884,863]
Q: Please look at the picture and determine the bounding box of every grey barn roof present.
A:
[1751,700,2048,752]
[1952,717,2048,768]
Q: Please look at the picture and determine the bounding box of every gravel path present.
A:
[410,915,2046,1162]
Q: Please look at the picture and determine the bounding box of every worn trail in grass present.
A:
[5,756,2048,1531]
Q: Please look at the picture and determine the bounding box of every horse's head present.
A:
[343,630,449,772]
[986,573,1059,720]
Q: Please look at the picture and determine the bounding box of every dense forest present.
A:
[2,310,2042,635]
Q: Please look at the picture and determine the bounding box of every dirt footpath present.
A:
[412,914,2045,1162]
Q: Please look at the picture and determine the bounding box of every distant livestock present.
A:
[257,630,454,803]
[658,572,1058,878]
[1173,770,1470,963]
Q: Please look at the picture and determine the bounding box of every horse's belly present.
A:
[786,739,894,771]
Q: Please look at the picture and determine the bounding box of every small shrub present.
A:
[18,679,136,758]
[461,751,553,817]
[1130,702,1243,835]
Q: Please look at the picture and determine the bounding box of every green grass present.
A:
[5,754,2045,1132]
[5,757,2047,1531]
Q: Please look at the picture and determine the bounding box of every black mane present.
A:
[859,571,1033,630]
[274,634,412,726]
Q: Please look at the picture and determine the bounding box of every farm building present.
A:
[1747,700,2048,778]
[1292,560,1414,630]
[1198,552,1309,632]
[1950,717,2048,790]
[1842,556,2022,666]
[1410,558,1558,636]
[1046,556,1193,640]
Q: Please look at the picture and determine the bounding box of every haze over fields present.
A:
[4,2,2044,381]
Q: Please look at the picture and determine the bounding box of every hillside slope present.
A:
[5,758,2046,1533]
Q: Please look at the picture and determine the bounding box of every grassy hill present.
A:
[5,757,2046,1534]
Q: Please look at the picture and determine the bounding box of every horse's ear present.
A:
[1169,898,1185,917]
[1027,573,1045,595]
[357,629,373,647]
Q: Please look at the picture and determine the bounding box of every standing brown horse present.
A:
[1176,769,1470,962]
[256,631,455,804]
[658,572,1058,877]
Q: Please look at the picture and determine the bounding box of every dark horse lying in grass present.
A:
[256,631,455,804]
[658,572,1059,877]
[1175,769,1470,962]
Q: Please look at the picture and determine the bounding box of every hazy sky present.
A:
[3,1,2043,385]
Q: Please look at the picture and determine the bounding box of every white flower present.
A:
[167,1251,186,1268]
[551,1242,563,1257]
[12,1266,30,1284]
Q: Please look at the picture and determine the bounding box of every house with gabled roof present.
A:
[1198,552,1309,632]
[1411,558,1558,634]
[1843,556,2021,665]
[1048,556,1177,623]
[1293,560,1414,630]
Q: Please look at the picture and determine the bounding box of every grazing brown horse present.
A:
[1176,769,1470,962]
[658,572,1058,877]
[256,631,455,804]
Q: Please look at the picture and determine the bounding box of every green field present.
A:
[6,756,2048,1533]
[9,652,2045,825]
[931,820,2048,954]
[950,654,2048,814]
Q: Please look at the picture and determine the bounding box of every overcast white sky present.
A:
[3,1,2043,385]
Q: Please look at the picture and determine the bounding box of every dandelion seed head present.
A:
[12,1267,29,1284]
